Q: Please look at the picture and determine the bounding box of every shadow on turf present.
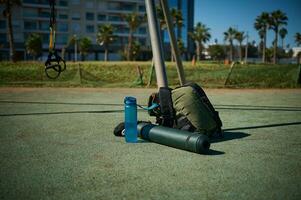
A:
[224,121,301,131]
[0,110,124,116]
[1,101,301,112]
[210,131,250,144]
[205,149,225,155]
[0,100,124,106]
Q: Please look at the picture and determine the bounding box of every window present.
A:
[0,20,6,29]
[86,12,94,21]
[97,14,106,21]
[138,27,146,34]
[72,13,80,20]
[139,38,146,45]
[56,34,68,44]
[86,25,94,33]
[57,23,68,32]
[39,21,49,31]
[71,22,80,32]
[98,2,106,10]
[59,0,68,7]
[40,0,48,5]
[108,15,121,22]
[123,27,130,34]
[85,1,94,8]
[114,26,129,34]
[122,3,135,12]
[138,5,145,12]
[107,2,120,10]
[23,8,38,17]
[24,21,37,30]
[71,0,80,5]
[59,11,68,19]
[0,33,6,43]
[39,10,50,18]
[14,33,22,42]
[59,14,68,19]
[12,21,21,29]
[42,33,49,44]
[23,0,39,4]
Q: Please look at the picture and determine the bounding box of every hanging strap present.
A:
[49,0,56,51]
[44,0,66,79]
[137,103,159,111]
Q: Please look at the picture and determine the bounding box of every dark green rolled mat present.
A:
[137,123,210,154]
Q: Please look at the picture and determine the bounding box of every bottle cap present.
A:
[124,96,137,105]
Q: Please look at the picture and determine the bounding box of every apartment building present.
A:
[0,0,194,61]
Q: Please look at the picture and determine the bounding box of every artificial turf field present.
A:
[0,87,300,200]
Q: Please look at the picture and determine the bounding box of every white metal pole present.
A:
[145,0,168,88]
[160,0,185,86]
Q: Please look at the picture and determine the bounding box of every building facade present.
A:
[164,0,195,59]
[0,0,194,61]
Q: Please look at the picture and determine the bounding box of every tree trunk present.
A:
[127,30,133,61]
[273,29,278,64]
[229,41,233,62]
[6,2,16,62]
[262,31,266,63]
[196,41,200,62]
[281,38,284,49]
[171,53,174,62]
[61,46,66,60]
[104,48,108,62]
[239,42,242,63]
[80,53,84,61]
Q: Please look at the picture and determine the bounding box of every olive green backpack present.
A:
[172,83,223,137]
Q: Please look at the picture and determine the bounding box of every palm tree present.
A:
[79,37,92,61]
[68,35,79,62]
[170,8,184,61]
[269,10,288,64]
[279,28,288,49]
[188,22,211,61]
[295,32,301,46]
[96,24,115,61]
[131,41,141,61]
[25,33,42,60]
[295,32,301,65]
[123,13,145,61]
[223,27,237,62]
[170,8,184,37]
[1,0,21,61]
[156,6,166,30]
[235,31,246,63]
[254,12,269,63]
[177,38,185,56]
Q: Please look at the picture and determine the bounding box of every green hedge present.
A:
[0,61,300,88]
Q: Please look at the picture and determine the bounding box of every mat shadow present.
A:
[210,131,250,143]
[204,149,225,155]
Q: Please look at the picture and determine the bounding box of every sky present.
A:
[194,0,301,48]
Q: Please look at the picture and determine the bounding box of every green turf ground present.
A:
[0,88,300,200]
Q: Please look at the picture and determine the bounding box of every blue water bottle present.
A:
[124,96,138,143]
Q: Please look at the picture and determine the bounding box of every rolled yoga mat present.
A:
[137,123,210,154]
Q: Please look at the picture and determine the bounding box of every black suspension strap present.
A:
[44,0,66,79]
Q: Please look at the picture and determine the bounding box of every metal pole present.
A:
[244,32,248,64]
[145,0,168,88]
[160,0,186,86]
[74,34,77,62]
